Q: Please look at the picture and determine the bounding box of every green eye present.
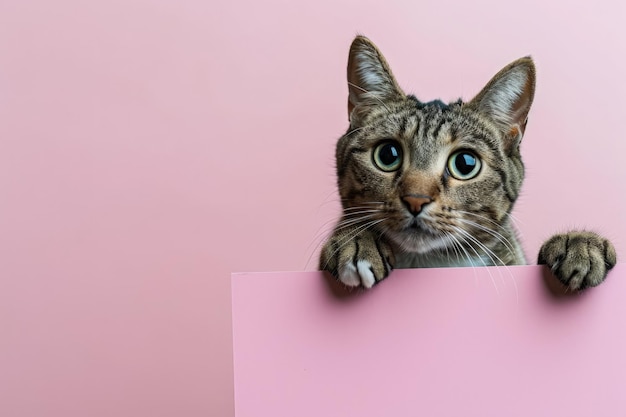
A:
[373,141,403,172]
[447,150,481,180]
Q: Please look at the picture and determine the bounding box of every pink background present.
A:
[233,266,626,416]
[1,1,625,416]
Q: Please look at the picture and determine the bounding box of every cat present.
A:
[319,36,617,291]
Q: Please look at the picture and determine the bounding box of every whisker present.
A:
[452,227,500,296]
[455,210,510,233]
[334,215,380,230]
[340,200,385,206]
[305,199,387,270]
[444,230,479,286]
[346,126,364,136]
[453,226,519,303]
[440,231,465,266]
[456,218,517,256]
[319,218,386,272]
[310,206,383,242]
[342,208,382,214]
[506,211,525,227]
[505,212,525,241]
[304,213,380,270]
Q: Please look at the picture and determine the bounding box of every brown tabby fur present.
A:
[320,36,616,291]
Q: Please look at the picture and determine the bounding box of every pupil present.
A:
[380,144,399,165]
[455,153,475,174]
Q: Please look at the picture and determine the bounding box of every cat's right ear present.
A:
[347,36,405,123]
[467,57,536,149]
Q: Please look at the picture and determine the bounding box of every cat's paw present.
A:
[319,228,395,288]
[538,231,617,291]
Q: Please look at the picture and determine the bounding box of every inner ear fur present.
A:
[346,36,405,121]
[467,57,536,145]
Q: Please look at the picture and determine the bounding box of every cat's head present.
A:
[336,36,535,255]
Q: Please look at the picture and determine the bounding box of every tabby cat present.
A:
[320,36,617,290]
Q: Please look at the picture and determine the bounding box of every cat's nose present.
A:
[402,195,432,215]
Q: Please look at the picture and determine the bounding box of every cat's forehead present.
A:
[360,99,483,144]
[411,96,461,111]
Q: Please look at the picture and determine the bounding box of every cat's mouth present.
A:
[408,218,422,230]
[407,216,438,233]
[387,217,448,254]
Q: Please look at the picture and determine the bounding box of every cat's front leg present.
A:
[319,224,395,288]
[538,231,617,290]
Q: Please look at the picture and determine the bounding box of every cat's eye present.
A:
[447,151,481,180]
[373,141,403,172]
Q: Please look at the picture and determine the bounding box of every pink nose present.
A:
[402,195,432,215]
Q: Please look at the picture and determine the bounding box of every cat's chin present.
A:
[387,228,449,255]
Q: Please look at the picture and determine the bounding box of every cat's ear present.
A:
[468,57,536,147]
[347,36,405,123]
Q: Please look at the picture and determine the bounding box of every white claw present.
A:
[338,263,361,287]
[357,260,376,288]
[338,260,376,288]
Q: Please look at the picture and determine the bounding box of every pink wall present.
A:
[1,0,624,416]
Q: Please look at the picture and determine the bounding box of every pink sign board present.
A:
[232,264,625,416]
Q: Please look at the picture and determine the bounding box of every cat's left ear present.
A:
[347,36,405,124]
[467,57,536,148]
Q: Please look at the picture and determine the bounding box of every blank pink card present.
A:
[232,264,626,416]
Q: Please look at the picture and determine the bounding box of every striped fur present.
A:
[320,36,616,291]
